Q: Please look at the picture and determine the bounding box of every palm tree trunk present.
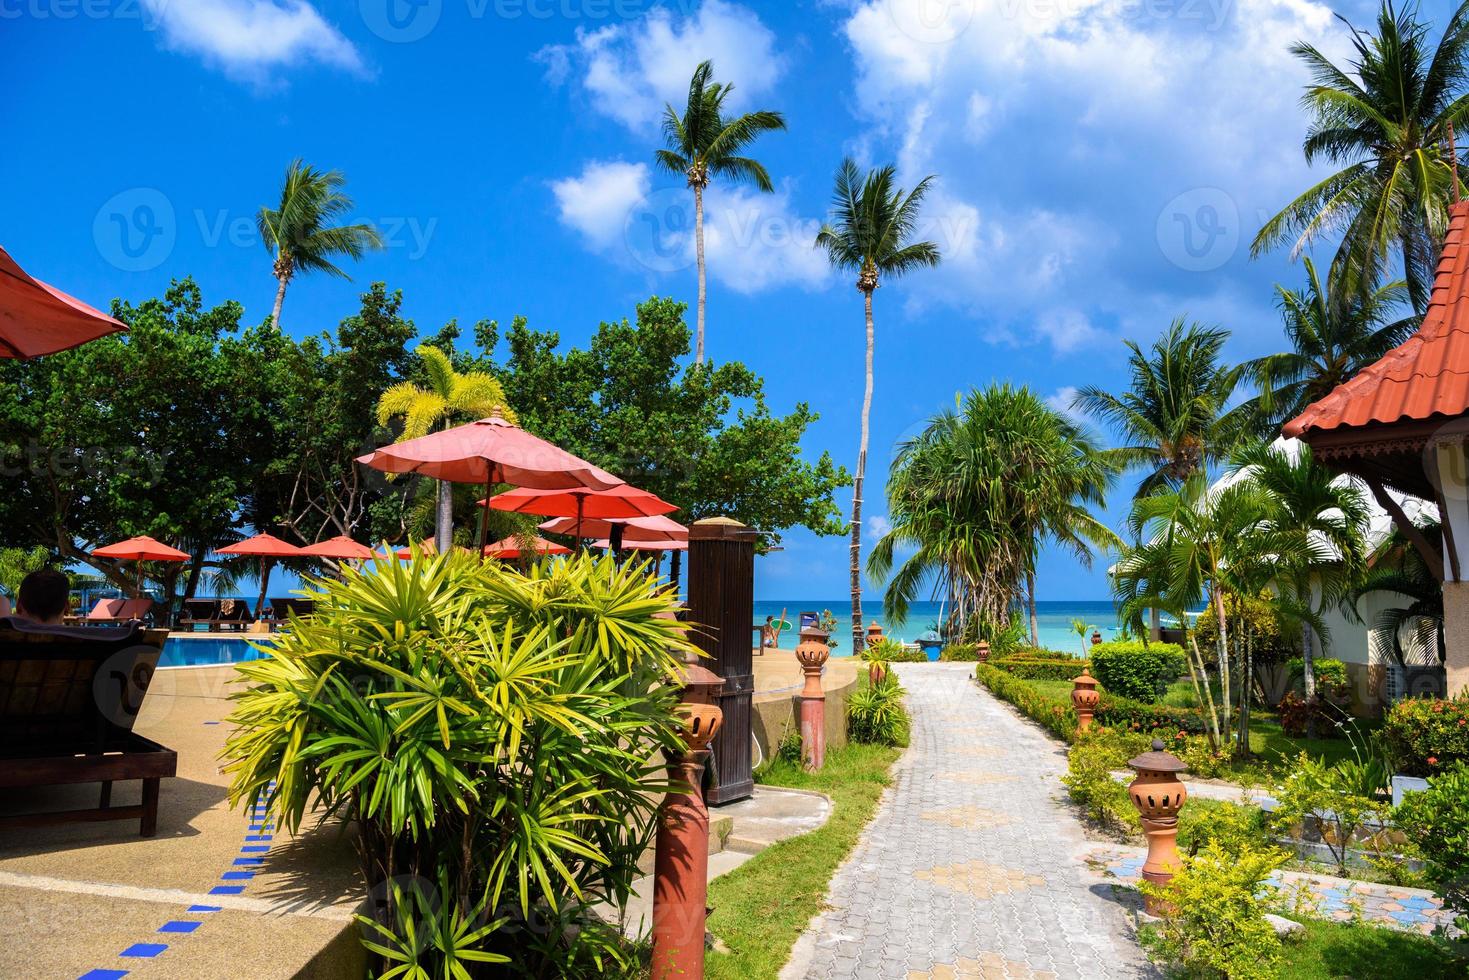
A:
[1301,620,1317,700]
[1027,570,1039,647]
[694,183,707,365]
[851,288,875,655]
[435,479,453,553]
[256,560,272,622]
[270,276,288,329]
[1213,585,1231,746]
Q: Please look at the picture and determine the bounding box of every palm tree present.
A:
[257,159,383,329]
[818,159,941,654]
[1243,258,1415,427]
[867,385,1113,645]
[655,60,787,364]
[1354,515,1445,665]
[1253,0,1469,310]
[375,345,515,552]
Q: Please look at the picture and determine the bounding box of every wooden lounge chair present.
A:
[214,599,254,632]
[67,597,128,626]
[176,598,220,632]
[261,597,315,629]
[0,619,176,836]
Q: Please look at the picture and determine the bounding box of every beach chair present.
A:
[116,598,154,625]
[0,618,177,836]
[176,598,220,631]
[214,599,254,632]
[70,597,128,625]
[262,598,314,629]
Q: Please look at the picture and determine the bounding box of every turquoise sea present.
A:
[752,599,1123,655]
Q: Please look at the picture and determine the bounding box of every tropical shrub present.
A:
[988,655,1088,681]
[1062,729,1148,832]
[939,642,979,661]
[1089,641,1186,703]
[1275,692,1330,737]
[1284,656,1349,697]
[1093,692,1214,736]
[1393,762,1469,929]
[1381,694,1469,776]
[1177,733,1234,779]
[864,636,926,663]
[1272,753,1391,875]
[847,674,910,746]
[222,551,689,977]
[976,664,1217,740]
[1139,840,1287,980]
[1194,590,1297,666]
[1177,798,1273,855]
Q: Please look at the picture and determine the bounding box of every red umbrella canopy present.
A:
[356,412,622,489]
[215,533,305,558]
[0,245,128,358]
[591,537,688,552]
[298,535,376,560]
[92,535,190,562]
[483,535,573,559]
[485,485,677,521]
[539,513,687,542]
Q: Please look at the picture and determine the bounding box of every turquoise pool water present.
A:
[160,636,272,668]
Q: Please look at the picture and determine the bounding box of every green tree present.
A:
[485,297,850,545]
[1253,0,1469,310]
[1243,258,1415,427]
[655,60,787,364]
[1076,319,1253,496]
[257,159,382,329]
[0,546,49,602]
[376,345,513,552]
[816,159,941,654]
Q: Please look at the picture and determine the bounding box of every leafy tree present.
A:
[1242,258,1415,428]
[655,59,787,364]
[376,345,513,552]
[257,158,382,329]
[816,158,941,654]
[484,297,849,546]
[1075,319,1253,496]
[0,546,50,601]
[1253,0,1469,310]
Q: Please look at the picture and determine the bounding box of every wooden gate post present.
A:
[686,517,756,805]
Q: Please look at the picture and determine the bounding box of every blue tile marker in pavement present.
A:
[210,885,246,895]
[187,905,222,913]
[120,943,167,957]
[78,970,129,979]
[158,922,202,934]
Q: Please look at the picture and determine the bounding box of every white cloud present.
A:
[868,514,893,538]
[141,0,364,82]
[550,160,652,250]
[702,183,830,293]
[537,0,786,131]
[1045,385,1081,416]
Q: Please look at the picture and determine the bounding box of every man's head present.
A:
[17,568,69,624]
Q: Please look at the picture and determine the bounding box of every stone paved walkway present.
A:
[783,664,1154,979]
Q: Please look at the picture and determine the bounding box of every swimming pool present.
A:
[159,635,272,668]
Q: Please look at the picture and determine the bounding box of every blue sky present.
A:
[0,0,1431,600]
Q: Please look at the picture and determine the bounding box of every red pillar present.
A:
[651,703,723,980]
[796,628,830,771]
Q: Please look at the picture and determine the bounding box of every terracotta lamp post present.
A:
[1127,739,1189,914]
[1091,629,1103,647]
[651,699,724,980]
[866,620,884,646]
[795,627,830,771]
[976,639,990,663]
[1071,666,1100,731]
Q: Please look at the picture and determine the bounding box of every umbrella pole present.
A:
[670,549,681,595]
[257,559,273,620]
[479,475,492,562]
[576,497,585,553]
[135,562,143,598]
[609,522,624,554]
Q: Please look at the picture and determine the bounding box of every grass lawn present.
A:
[1278,920,1465,978]
[703,742,901,980]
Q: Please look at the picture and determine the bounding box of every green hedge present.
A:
[1090,641,1187,704]
[976,663,1214,740]
[988,654,1087,681]
[1383,694,1469,777]
[975,664,1079,740]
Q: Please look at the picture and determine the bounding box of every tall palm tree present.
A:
[1243,258,1415,427]
[257,159,382,329]
[817,159,941,654]
[655,60,787,364]
[376,345,515,552]
[1253,0,1469,310]
[1075,319,1253,497]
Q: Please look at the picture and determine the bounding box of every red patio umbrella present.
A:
[538,513,687,542]
[391,541,475,559]
[215,533,304,618]
[92,535,190,595]
[485,485,677,550]
[483,535,573,559]
[298,535,376,561]
[356,410,623,556]
[0,245,127,358]
[590,538,688,551]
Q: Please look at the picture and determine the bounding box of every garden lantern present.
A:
[795,627,830,770]
[866,620,884,645]
[1071,667,1100,731]
[1127,739,1189,914]
[1091,629,1102,646]
[651,699,724,980]
[976,639,990,663]
[674,654,725,707]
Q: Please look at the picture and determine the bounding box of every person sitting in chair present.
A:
[14,568,70,625]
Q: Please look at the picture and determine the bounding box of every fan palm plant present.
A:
[1354,515,1446,665]
[375,345,515,552]
[818,159,941,654]
[655,60,787,365]
[1252,0,1469,310]
[257,159,382,329]
[1242,258,1415,428]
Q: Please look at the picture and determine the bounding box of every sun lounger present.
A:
[176,598,220,631]
[260,598,314,629]
[214,599,254,632]
[0,618,176,836]
[65,597,127,626]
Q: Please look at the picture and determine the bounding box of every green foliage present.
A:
[1094,693,1214,736]
[1089,641,1187,703]
[0,546,50,599]
[487,298,850,548]
[1272,753,1391,875]
[847,675,910,747]
[1382,694,1469,776]
[773,726,804,767]
[1139,841,1287,980]
[222,551,689,976]
[1285,656,1348,696]
[1195,592,1297,668]
[1177,733,1236,779]
[1062,729,1149,832]
[988,654,1088,681]
[939,643,979,662]
[1177,798,1273,855]
[863,636,923,663]
[1394,762,1469,927]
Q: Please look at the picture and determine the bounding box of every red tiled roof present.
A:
[1284,201,1469,438]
